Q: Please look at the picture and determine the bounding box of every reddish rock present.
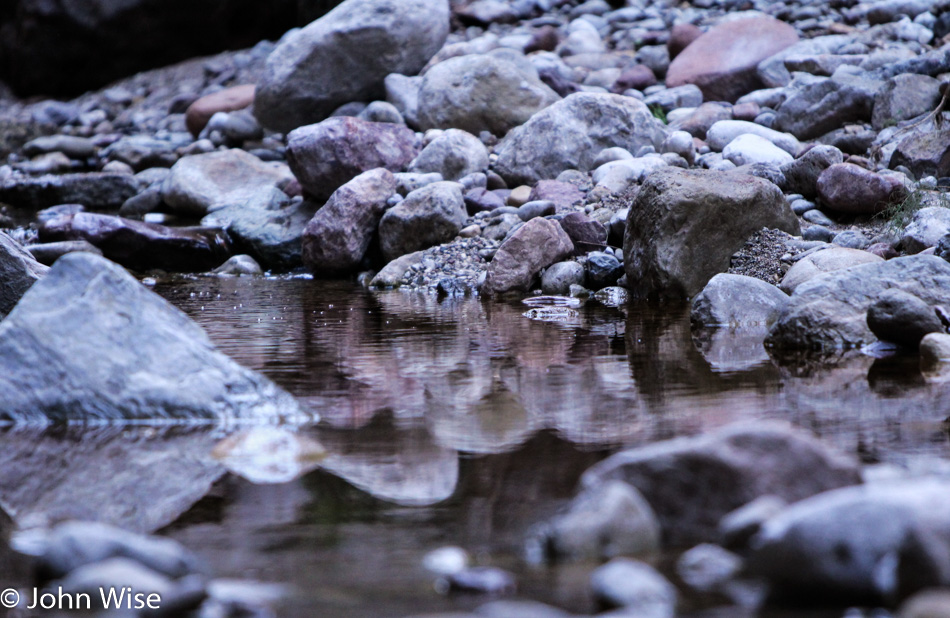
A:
[528,180,584,212]
[866,242,899,260]
[185,85,255,137]
[816,163,907,215]
[611,64,657,93]
[666,17,799,103]
[667,23,703,59]
[731,102,760,122]
[485,217,574,294]
[559,212,607,256]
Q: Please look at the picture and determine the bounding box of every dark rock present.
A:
[0,231,48,319]
[27,240,102,266]
[484,217,574,294]
[667,23,703,60]
[0,173,142,211]
[817,163,906,215]
[867,289,944,347]
[559,212,607,255]
[585,251,623,289]
[669,101,733,138]
[378,182,467,262]
[611,64,657,93]
[890,130,950,180]
[541,261,585,295]
[780,145,845,199]
[464,188,505,214]
[524,26,560,54]
[456,0,517,26]
[774,77,876,141]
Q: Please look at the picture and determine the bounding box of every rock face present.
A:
[493,93,668,186]
[691,274,788,328]
[378,181,466,261]
[416,54,559,136]
[623,168,800,300]
[816,163,906,215]
[581,422,861,547]
[0,232,48,319]
[484,217,574,295]
[750,479,950,604]
[302,168,396,276]
[254,0,450,133]
[665,17,799,103]
[286,117,418,201]
[767,255,950,352]
[0,253,304,423]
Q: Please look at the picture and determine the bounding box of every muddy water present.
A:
[3,275,949,617]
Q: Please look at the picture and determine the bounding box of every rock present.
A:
[624,168,799,300]
[666,17,799,103]
[611,64,657,93]
[447,567,516,595]
[718,495,787,552]
[423,546,469,576]
[921,333,950,368]
[676,544,742,592]
[780,247,883,294]
[899,590,950,618]
[528,180,584,212]
[559,212,607,255]
[369,250,424,288]
[484,217,574,294]
[660,130,696,165]
[417,54,560,136]
[201,109,263,145]
[286,116,418,201]
[395,172,444,196]
[40,212,231,273]
[750,479,950,604]
[493,93,668,186]
[872,74,941,130]
[254,0,450,133]
[0,252,304,423]
[581,422,861,546]
[902,207,950,254]
[212,254,262,275]
[767,255,950,352]
[517,200,555,221]
[378,182,467,262]
[803,209,835,227]
[27,240,103,266]
[541,261,585,295]
[643,84,703,113]
[891,130,950,181]
[590,558,677,616]
[23,135,97,159]
[54,557,179,604]
[475,600,570,618]
[465,188,506,214]
[185,84,256,137]
[723,134,794,168]
[0,173,141,211]
[385,73,423,128]
[358,100,404,125]
[163,150,292,217]
[409,129,489,181]
[508,185,532,207]
[0,232,48,319]
[866,289,944,347]
[669,101,733,138]
[774,77,876,140]
[585,251,623,289]
[705,120,801,156]
[816,163,906,215]
[456,0,517,26]
[691,273,788,328]
[780,145,845,199]
[101,135,187,172]
[302,168,396,276]
[667,23,703,59]
[533,480,660,562]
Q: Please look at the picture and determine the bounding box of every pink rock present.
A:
[666,17,798,103]
[185,85,255,137]
[731,102,760,122]
[485,217,574,294]
[816,163,907,215]
[667,23,703,60]
[528,180,584,212]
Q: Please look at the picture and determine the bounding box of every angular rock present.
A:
[0,173,142,211]
[417,54,560,136]
[774,77,876,140]
[780,247,883,294]
[494,93,667,186]
[891,130,950,180]
[378,181,466,261]
[408,129,489,181]
[185,84,256,137]
[0,232,48,319]
[581,422,861,546]
[817,163,907,215]
[624,168,799,300]
[872,74,941,131]
[0,253,304,423]
[559,212,607,256]
[286,117,418,201]
[867,289,944,347]
[528,180,584,212]
[302,168,396,276]
[666,17,799,103]
[902,207,950,254]
[484,217,574,294]
[691,273,788,328]
[254,0,450,132]
[780,145,844,199]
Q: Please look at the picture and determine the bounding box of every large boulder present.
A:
[581,422,861,547]
[665,17,799,103]
[484,217,574,295]
[254,0,450,133]
[493,93,668,186]
[302,168,396,276]
[286,117,418,201]
[623,168,800,300]
[416,54,560,136]
[766,255,950,352]
[0,231,48,319]
[378,181,466,261]
[0,253,305,423]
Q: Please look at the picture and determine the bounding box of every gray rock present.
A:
[0,232,48,319]
[26,240,102,266]
[624,168,799,300]
[448,567,516,595]
[585,251,623,289]
[417,54,560,136]
[54,557,178,603]
[0,172,142,211]
[817,163,906,215]
[474,600,570,618]
[102,135,186,171]
[832,230,871,250]
[0,253,305,423]
[358,100,404,125]
[767,255,950,352]
[676,544,743,592]
[302,169,396,276]
[718,495,787,552]
[254,0,450,133]
[517,200,556,221]
[395,172,444,196]
[212,254,263,275]
[494,92,668,186]
[385,73,423,128]
[901,207,950,254]
[891,129,950,180]
[780,247,883,294]
[484,217,574,294]
[872,73,942,130]
[705,120,802,156]
[378,181,467,262]
[691,273,789,328]
[286,116,418,201]
[559,211,607,255]
[780,145,844,199]
[369,250,425,288]
[23,135,96,159]
[723,134,794,168]
[867,288,944,347]
[590,558,677,616]
[581,422,861,546]
[408,129,489,181]
[541,261,585,295]
[774,77,876,140]
[802,209,835,227]
[119,185,163,218]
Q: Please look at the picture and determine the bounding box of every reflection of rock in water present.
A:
[691,325,772,373]
[0,427,224,533]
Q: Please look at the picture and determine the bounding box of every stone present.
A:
[666,17,799,103]
[676,544,742,592]
[302,169,396,276]
[780,247,883,294]
[448,567,516,595]
[0,232,48,319]
[475,600,570,618]
[212,254,262,275]
[254,0,450,133]
[423,546,468,576]
[660,130,695,165]
[624,168,799,300]
[417,54,560,136]
[484,217,574,294]
[201,109,263,145]
[585,251,623,289]
[899,590,950,618]
[590,558,677,616]
[541,261,585,295]
[185,84,256,137]
[378,182,467,261]
[774,77,876,141]
[780,145,845,199]
[669,102,733,138]
[691,273,788,328]
[559,212,607,255]
[817,163,907,215]
[723,134,794,168]
[26,240,103,266]
[767,255,950,352]
[667,23,703,59]
[611,64,657,93]
[456,0,517,26]
[385,74,423,128]
[286,116,418,202]
[101,135,186,171]
[408,129,489,181]
[803,209,835,227]
[39,212,231,273]
[902,207,950,254]
[581,422,861,546]
[718,495,787,552]
[525,26,560,54]
[867,288,944,347]
[705,120,801,156]
[465,188,506,214]
[493,93,668,186]
[517,200,555,221]
[163,150,292,217]
[54,558,178,604]
[369,250,424,288]
[395,172,444,196]
[358,100,404,125]
[0,253,304,423]
[872,74,941,130]
[891,130,950,180]
[508,185,532,207]
[23,135,97,159]
[528,180,584,212]
[0,173,141,211]
[643,84,703,113]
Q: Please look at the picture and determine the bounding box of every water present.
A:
[3,275,949,617]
